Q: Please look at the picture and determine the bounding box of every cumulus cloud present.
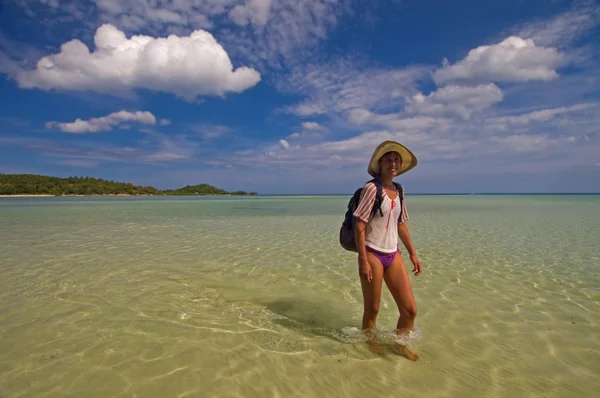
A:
[15,0,358,75]
[229,0,273,26]
[433,36,565,85]
[46,110,161,133]
[404,84,504,120]
[16,24,261,101]
[83,1,353,69]
[279,139,290,149]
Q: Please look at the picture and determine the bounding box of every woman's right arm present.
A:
[355,217,372,283]
[353,182,376,283]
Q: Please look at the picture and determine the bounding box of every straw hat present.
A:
[367,140,418,178]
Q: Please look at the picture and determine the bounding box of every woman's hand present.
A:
[358,256,372,283]
[410,253,422,276]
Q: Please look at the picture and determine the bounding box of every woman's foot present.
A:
[366,339,387,357]
[363,329,387,357]
[393,344,420,361]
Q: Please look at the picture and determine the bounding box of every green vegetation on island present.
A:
[162,184,257,196]
[0,174,257,196]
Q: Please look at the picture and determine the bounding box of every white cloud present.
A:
[14,0,358,77]
[85,1,352,69]
[223,96,600,179]
[287,131,323,140]
[433,36,565,85]
[489,103,599,129]
[16,24,261,101]
[6,101,600,182]
[301,122,328,131]
[229,0,273,26]
[221,0,352,68]
[348,109,449,132]
[513,3,600,49]
[94,0,225,31]
[405,84,504,120]
[7,1,600,190]
[46,110,160,133]
[0,52,20,77]
[347,108,373,125]
[191,124,232,139]
[291,102,328,117]
[232,126,596,178]
[491,133,575,153]
[282,60,431,116]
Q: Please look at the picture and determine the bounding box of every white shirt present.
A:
[352,182,409,253]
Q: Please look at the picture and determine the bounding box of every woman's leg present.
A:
[360,252,385,355]
[383,251,420,360]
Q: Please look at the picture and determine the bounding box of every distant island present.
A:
[0,174,258,196]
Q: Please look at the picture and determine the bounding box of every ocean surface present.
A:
[1,194,599,398]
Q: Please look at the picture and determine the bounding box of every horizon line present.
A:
[256,192,600,196]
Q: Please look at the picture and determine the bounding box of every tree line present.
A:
[0,174,258,196]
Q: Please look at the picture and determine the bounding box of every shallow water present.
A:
[1,195,599,397]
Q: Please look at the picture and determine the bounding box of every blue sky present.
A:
[0,0,599,194]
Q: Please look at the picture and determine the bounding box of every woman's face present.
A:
[379,151,402,177]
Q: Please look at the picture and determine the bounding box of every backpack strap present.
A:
[394,182,404,222]
[368,178,384,217]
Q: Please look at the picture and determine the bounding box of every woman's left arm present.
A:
[398,222,422,276]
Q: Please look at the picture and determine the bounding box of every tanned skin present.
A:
[355,151,423,360]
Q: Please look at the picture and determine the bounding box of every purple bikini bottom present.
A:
[367,247,400,269]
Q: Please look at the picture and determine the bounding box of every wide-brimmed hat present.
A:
[367,140,418,178]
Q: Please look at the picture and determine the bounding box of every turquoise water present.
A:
[1,195,599,397]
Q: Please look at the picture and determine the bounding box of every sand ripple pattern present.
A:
[0,195,599,397]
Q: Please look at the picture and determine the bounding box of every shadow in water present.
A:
[265,298,362,344]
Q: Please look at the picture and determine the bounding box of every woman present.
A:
[353,140,423,360]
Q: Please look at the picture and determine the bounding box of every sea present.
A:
[0,194,599,398]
